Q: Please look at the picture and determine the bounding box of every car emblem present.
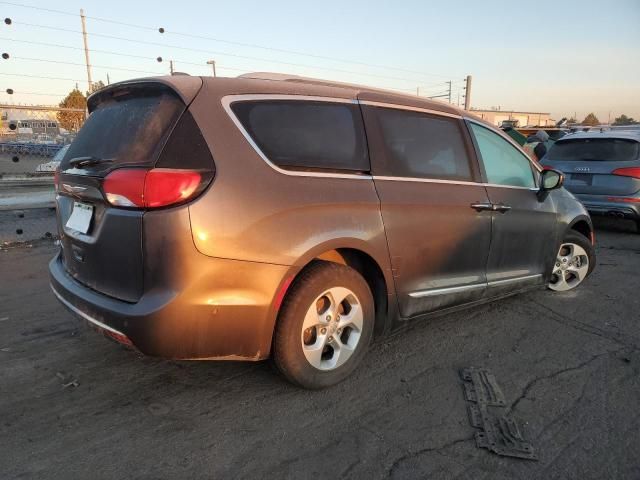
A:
[574,167,590,172]
[61,183,88,195]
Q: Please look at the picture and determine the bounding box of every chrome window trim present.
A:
[221,94,372,180]
[373,175,538,191]
[359,100,462,119]
[409,273,543,298]
[50,284,126,336]
[373,175,482,187]
[483,183,540,191]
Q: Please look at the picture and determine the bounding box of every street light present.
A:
[206,60,217,77]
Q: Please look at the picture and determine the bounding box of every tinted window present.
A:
[374,107,472,180]
[156,110,214,170]
[470,123,536,188]
[61,86,184,173]
[547,138,639,162]
[232,101,369,172]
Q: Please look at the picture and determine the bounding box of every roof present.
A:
[224,72,465,117]
[558,130,640,142]
[470,109,551,116]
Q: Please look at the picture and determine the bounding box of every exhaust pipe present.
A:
[607,211,625,218]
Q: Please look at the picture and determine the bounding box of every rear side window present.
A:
[548,138,639,162]
[231,100,369,172]
[373,107,472,180]
[61,86,184,172]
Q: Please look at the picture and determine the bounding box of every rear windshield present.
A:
[61,86,184,172]
[548,138,639,161]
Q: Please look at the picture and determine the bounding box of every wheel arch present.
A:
[278,240,395,341]
[568,215,594,243]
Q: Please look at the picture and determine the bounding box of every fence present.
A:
[0,142,65,158]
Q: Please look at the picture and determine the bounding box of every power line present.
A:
[8,21,457,86]
[1,36,159,61]
[0,72,85,82]
[9,55,165,75]
[1,0,460,80]
[3,90,67,96]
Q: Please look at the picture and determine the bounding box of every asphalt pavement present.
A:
[0,218,639,479]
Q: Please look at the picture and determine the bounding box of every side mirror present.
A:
[540,168,564,191]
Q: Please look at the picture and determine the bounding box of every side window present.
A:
[231,100,369,172]
[373,107,472,181]
[469,123,536,188]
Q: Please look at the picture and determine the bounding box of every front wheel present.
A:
[548,232,595,292]
[272,262,374,389]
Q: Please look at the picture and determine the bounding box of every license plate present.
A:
[65,202,94,234]
[571,173,593,185]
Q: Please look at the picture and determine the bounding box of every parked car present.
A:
[49,74,596,388]
[540,131,640,232]
[35,144,70,172]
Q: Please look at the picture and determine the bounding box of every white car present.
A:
[35,145,70,172]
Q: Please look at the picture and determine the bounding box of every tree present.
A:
[612,114,638,126]
[86,80,106,97]
[581,113,600,126]
[57,88,87,132]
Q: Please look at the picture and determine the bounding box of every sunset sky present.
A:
[1,0,639,122]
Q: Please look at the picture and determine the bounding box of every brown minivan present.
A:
[50,73,596,388]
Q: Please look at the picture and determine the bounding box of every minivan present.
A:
[50,73,595,388]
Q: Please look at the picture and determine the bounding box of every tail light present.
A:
[612,167,640,179]
[103,168,209,209]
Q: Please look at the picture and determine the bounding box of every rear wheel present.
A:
[548,232,595,292]
[273,262,374,389]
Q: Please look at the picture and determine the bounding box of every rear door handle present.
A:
[470,202,494,212]
[492,203,512,213]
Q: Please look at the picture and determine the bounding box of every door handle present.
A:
[492,203,512,213]
[470,202,494,212]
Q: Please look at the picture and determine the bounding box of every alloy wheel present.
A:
[300,286,363,371]
[548,242,590,292]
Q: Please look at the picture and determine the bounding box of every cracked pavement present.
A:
[1,217,639,479]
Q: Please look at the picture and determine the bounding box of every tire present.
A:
[548,231,596,292]
[272,261,374,389]
[636,220,640,234]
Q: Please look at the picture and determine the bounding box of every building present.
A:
[468,108,554,127]
[14,119,60,136]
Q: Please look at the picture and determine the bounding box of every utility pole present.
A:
[169,60,174,75]
[416,86,419,96]
[447,81,452,104]
[464,75,472,110]
[80,9,92,91]
[206,60,217,77]
[106,73,110,85]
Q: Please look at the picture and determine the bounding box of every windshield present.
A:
[548,138,639,161]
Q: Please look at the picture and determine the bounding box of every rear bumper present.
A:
[574,194,640,220]
[49,251,295,360]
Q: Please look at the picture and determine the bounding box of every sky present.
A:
[1,0,639,122]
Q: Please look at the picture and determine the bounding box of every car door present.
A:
[467,121,558,293]
[361,102,492,318]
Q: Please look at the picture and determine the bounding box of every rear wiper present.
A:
[68,156,114,168]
